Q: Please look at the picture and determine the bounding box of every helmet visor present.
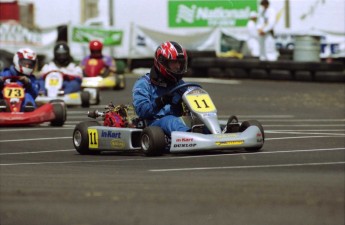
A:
[19,58,36,69]
[166,59,187,75]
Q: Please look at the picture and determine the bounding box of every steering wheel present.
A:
[168,82,202,96]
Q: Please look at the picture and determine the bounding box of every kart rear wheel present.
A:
[73,121,101,155]
[81,91,90,108]
[140,126,166,156]
[113,74,126,90]
[95,88,100,105]
[50,100,67,126]
[239,120,265,152]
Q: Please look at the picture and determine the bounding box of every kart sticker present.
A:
[215,140,244,146]
[68,93,80,99]
[186,94,215,113]
[48,78,60,87]
[88,128,99,148]
[3,87,24,98]
[88,59,99,66]
[110,139,125,149]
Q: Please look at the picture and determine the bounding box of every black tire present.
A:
[95,88,101,105]
[73,121,101,155]
[50,100,67,126]
[140,126,166,156]
[81,91,90,108]
[239,120,265,152]
[113,74,126,90]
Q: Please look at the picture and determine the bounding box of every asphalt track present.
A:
[1,75,344,225]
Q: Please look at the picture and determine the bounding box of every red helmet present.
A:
[154,41,188,83]
[89,40,103,58]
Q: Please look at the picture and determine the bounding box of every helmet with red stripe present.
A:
[154,41,188,84]
[13,48,37,75]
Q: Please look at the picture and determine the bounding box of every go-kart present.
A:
[0,76,66,126]
[81,58,126,90]
[73,83,264,156]
[35,71,100,108]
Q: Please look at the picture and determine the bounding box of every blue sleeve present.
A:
[132,77,162,119]
[26,75,40,99]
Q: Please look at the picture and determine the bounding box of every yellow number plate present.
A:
[3,87,25,98]
[88,128,99,148]
[48,78,60,86]
[185,94,215,113]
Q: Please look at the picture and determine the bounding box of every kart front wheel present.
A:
[140,126,166,156]
[239,120,265,152]
[73,121,101,155]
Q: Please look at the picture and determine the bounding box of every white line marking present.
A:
[0,137,70,143]
[267,131,345,136]
[1,147,344,166]
[266,136,345,140]
[0,149,74,155]
[0,127,74,132]
[149,161,345,172]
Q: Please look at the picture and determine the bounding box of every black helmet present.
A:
[54,41,72,67]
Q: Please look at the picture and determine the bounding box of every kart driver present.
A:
[39,41,83,94]
[80,40,117,76]
[132,41,190,137]
[0,48,39,112]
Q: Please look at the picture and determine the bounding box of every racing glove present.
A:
[155,94,173,109]
[18,76,31,89]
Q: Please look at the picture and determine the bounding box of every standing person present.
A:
[0,48,39,112]
[257,0,279,61]
[132,41,190,137]
[80,40,117,76]
[246,11,260,57]
[39,41,83,94]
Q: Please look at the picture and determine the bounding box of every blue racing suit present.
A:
[132,71,190,136]
[0,65,39,111]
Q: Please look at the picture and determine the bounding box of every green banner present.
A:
[168,0,257,28]
[71,26,123,46]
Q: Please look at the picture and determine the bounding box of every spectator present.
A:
[246,11,260,57]
[257,0,279,61]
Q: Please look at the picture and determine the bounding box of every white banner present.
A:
[129,24,220,58]
[0,22,58,60]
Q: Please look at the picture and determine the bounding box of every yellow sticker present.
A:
[69,93,80,99]
[88,128,99,148]
[48,78,60,86]
[215,140,244,146]
[4,87,25,98]
[88,59,99,66]
[110,139,125,149]
[185,94,216,113]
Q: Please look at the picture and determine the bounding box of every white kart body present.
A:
[36,71,99,106]
[73,83,264,155]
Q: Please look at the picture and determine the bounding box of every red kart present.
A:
[0,76,66,126]
[82,58,126,90]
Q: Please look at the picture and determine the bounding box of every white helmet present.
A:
[13,48,37,75]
